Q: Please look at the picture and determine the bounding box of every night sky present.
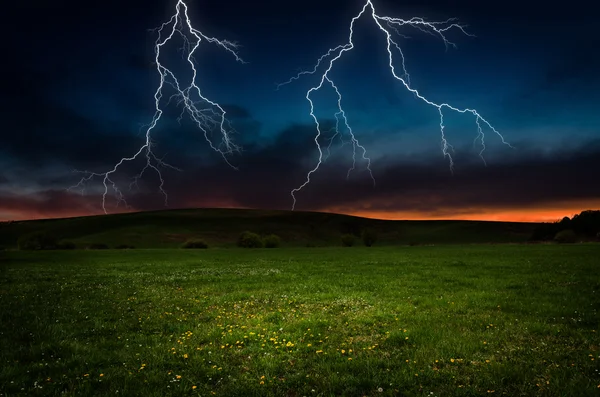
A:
[1,0,599,222]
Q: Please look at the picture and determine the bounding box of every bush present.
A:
[181,239,208,249]
[86,243,109,250]
[361,228,377,247]
[554,229,577,244]
[116,244,136,249]
[341,234,356,247]
[263,234,281,248]
[18,231,58,250]
[57,241,76,250]
[237,231,263,248]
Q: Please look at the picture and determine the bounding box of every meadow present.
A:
[1,244,599,396]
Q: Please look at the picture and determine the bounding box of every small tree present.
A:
[238,231,263,248]
[263,234,281,248]
[361,228,377,247]
[558,216,571,229]
[181,239,208,249]
[554,229,577,244]
[341,234,355,247]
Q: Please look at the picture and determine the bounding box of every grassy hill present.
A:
[0,208,540,249]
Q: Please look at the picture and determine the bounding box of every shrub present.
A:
[116,244,136,249]
[361,228,377,247]
[341,234,355,247]
[86,243,109,250]
[18,231,58,250]
[263,234,281,248]
[237,231,263,248]
[181,239,208,249]
[554,229,577,244]
[57,241,76,250]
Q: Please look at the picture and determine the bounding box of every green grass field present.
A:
[1,245,599,396]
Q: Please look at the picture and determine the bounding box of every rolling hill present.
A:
[0,208,541,249]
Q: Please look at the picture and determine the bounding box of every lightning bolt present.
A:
[69,0,245,213]
[278,0,513,210]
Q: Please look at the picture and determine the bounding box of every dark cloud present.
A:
[87,128,600,215]
[2,119,599,219]
[0,190,105,220]
[1,97,144,170]
[285,139,600,212]
[1,63,177,171]
[1,65,102,168]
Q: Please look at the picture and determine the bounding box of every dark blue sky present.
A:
[1,0,599,221]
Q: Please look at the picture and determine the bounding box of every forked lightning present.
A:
[278,0,514,210]
[70,0,244,213]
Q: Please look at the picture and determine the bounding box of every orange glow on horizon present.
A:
[324,199,600,223]
[2,197,599,223]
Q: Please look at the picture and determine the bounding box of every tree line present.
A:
[530,210,600,242]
